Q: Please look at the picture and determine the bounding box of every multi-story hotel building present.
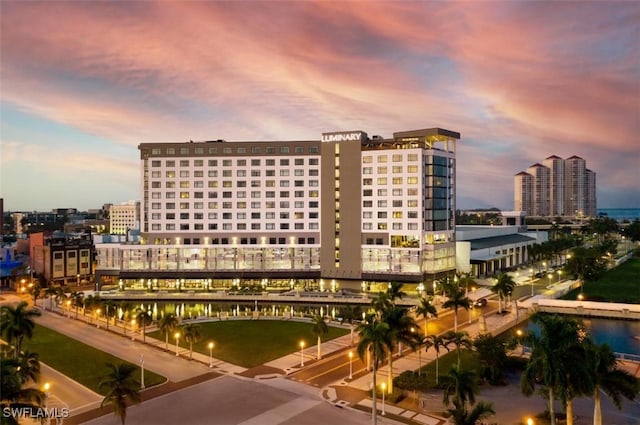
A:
[514,155,596,218]
[109,201,140,235]
[95,128,459,291]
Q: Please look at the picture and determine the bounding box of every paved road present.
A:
[83,375,400,425]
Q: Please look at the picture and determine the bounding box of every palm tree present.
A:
[103,300,115,330]
[380,305,420,393]
[443,330,472,369]
[386,281,406,304]
[311,315,328,360]
[1,358,46,425]
[182,323,201,360]
[447,399,495,425]
[357,315,392,425]
[158,313,179,351]
[341,304,362,346]
[16,350,41,384]
[424,334,449,385]
[586,342,640,425]
[441,285,470,332]
[521,313,589,425]
[415,296,437,337]
[491,274,516,313]
[135,310,152,343]
[1,301,42,358]
[43,285,58,311]
[99,362,141,425]
[473,333,508,384]
[442,366,478,407]
[71,291,84,320]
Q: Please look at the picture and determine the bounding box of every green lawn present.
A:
[149,320,349,368]
[417,349,481,387]
[25,326,166,395]
[561,257,640,303]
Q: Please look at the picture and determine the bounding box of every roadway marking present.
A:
[304,360,366,382]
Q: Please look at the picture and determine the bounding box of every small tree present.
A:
[183,323,201,360]
[135,310,152,343]
[158,314,179,351]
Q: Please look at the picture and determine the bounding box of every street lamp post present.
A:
[529,268,534,297]
[131,319,136,341]
[300,341,305,367]
[348,351,353,379]
[43,382,51,425]
[96,308,101,328]
[208,342,214,368]
[381,382,386,415]
[66,300,71,318]
[140,354,145,389]
[175,332,180,356]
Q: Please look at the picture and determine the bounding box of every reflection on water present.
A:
[527,317,640,355]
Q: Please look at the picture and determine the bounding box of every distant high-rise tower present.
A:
[514,156,596,218]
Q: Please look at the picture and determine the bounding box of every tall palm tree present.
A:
[443,330,472,369]
[521,313,588,425]
[99,362,141,425]
[311,315,328,360]
[386,281,406,304]
[491,274,516,313]
[380,305,420,394]
[103,300,115,330]
[158,313,179,351]
[442,285,470,332]
[182,323,201,360]
[16,350,41,384]
[357,315,392,425]
[586,342,640,425]
[424,334,449,385]
[0,301,42,358]
[135,310,152,343]
[415,296,437,337]
[442,366,478,407]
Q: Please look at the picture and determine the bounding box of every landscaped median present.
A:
[26,325,167,395]
[148,319,349,368]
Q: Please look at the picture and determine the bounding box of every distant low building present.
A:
[29,231,94,286]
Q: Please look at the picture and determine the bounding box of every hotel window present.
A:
[237,181,247,188]
[392,166,403,173]
[194,192,204,198]
[280,181,290,187]
[280,170,289,176]
[363,211,372,219]
[222,191,232,198]
[180,181,190,188]
[251,212,261,219]
[208,202,218,209]
[392,211,403,218]
[309,169,318,176]
[166,213,175,219]
[408,200,418,207]
[208,160,218,166]
[393,178,403,185]
[208,223,218,230]
[251,170,261,177]
[237,191,246,198]
[378,167,387,174]
[166,171,175,179]
[208,148,217,154]
[363,201,373,207]
[179,147,189,154]
[194,171,204,178]
[266,191,275,198]
[237,223,247,230]
[180,171,189,178]
[152,224,161,230]
[180,212,190,219]
[378,200,387,207]
[223,223,232,230]
[194,223,204,230]
[309,212,318,219]
[408,223,418,230]
[208,170,218,178]
[152,202,161,209]
[152,192,161,199]
[377,177,387,185]
[223,147,232,154]
[266,147,275,154]
[392,223,402,230]
[392,189,402,196]
[280,191,289,197]
[221,159,231,167]
[408,165,418,173]
[237,147,247,154]
[152,213,161,220]
[223,213,232,220]
[309,201,319,208]
[180,202,189,209]
[378,211,387,218]
[266,202,275,208]
[294,158,304,165]
[295,147,304,154]
[393,200,403,207]
[280,223,290,230]
[280,212,290,219]
[152,182,161,188]
[151,160,161,167]
[294,223,304,230]
[309,223,319,229]
[208,212,218,219]
[194,159,203,167]
[363,178,372,186]
[280,201,289,208]
[408,188,418,196]
[363,156,372,163]
[237,159,246,166]
[166,202,176,209]
[166,160,175,167]
[252,146,260,154]
[363,190,373,196]
[266,171,275,177]
[252,223,261,230]
[309,180,318,186]
[309,158,319,165]
[167,148,175,155]
[166,192,176,198]
[194,181,204,188]
[194,213,203,219]
[377,156,387,163]
[363,223,372,230]
[237,213,246,220]
[250,159,261,166]
[407,177,418,184]
[266,223,275,230]
[392,154,402,162]
[294,180,304,187]
[266,212,275,219]
[295,191,304,197]
[295,201,304,208]
[378,223,387,230]
[251,191,260,198]
[294,169,304,176]
[408,154,418,161]
[408,211,418,218]
[377,189,387,196]
[208,192,217,198]
[251,202,260,209]
[152,171,161,178]
[180,192,190,199]
[280,147,289,154]
[363,167,372,175]
[179,160,189,167]
[166,224,175,230]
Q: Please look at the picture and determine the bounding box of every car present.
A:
[473,298,488,308]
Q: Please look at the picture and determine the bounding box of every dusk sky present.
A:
[1,1,638,212]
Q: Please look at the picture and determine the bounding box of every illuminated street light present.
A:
[381,382,386,415]
[300,341,305,367]
[348,351,353,379]
[96,308,101,328]
[208,342,214,368]
[175,332,180,356]
[131,319,136,341]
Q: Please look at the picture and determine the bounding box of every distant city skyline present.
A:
[1,1,639,211]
